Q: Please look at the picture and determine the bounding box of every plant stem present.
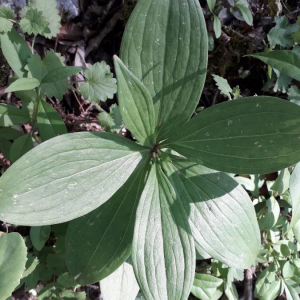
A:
[244,267,254,300]
[30,91,41,135]
[31,35,37,53]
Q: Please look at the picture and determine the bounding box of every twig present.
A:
[85,10,121,57]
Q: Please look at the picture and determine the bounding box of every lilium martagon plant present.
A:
[1,0,300,299]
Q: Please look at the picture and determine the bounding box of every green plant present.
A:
[0,1,117,165]
[2,0,300,299]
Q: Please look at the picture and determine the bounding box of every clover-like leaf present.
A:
[20,7,48,36]
[80,62,117,102]
[0,6,15,33]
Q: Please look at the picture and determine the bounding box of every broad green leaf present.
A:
[41,66,83,83]
[207,0,216,12]
[0,127,24,140]
[258,280,281,300]
[27,51,67,100]
[0,233,27,300]
[24,0,61,38]
[80,61,117,102]
[0,132,148,225]
[283,261,296,279]
[213,15,221,39]
[258,197,280,230]
[163,157,260,269]
[195,243,211,260]
[0,104,30,127]
[98,104,123,133]
[120,0,208,140]
[0,28,32,78]
[224,283,238,300]
[0,6,14,33]
[114,56,156,147]
[165,96,300,174]
[37,99,67,141]
[20,7,48,36]
[0,139,12,160]
[271,169,290,194]
[5,78,40,93]
[132,162,195,300]
[254,266,276,299]
[293,219,300,242]
[235,0,253,25]
[10,133,34,163]
[191,273,223,300]
[60,290,86,299]
[66,164,148,284]
[100,262,140,300]
[288,162,300,229]
[57,273,78,287]
[250,51,300,82]
[212,74,232,99]
[30,226,51,251]
[284,281,300,300]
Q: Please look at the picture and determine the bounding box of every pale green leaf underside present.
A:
[0,28,32,78]
[114,56,156,147]
[120,0,208,140]
[163,157,260,269]
[5,78,40,93]
[37,100,67,141]
[66,164,148,284]
[0,132,148,226]
[0,233,27,300]
[80,61,117,102]
[100,262,140,300]
[27,51,67,100]
[251,51,300,82]
[0,104,30,127]
[166,96,300,174]
[132,163,195,300]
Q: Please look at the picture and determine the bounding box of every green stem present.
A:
[31,35,37,53]
[30,90,41,135]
